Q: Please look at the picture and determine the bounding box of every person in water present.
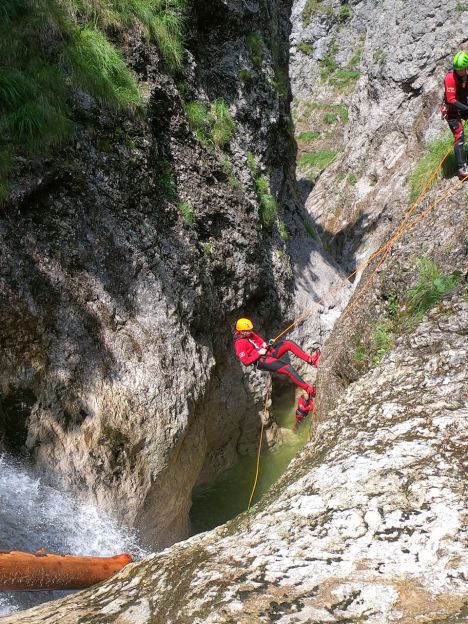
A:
[233,317,320,395]
[293,388,315,433]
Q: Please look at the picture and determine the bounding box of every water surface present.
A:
[190,390,312,534]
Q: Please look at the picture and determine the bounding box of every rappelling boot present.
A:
[308,347,321,368]
[454,141,468,180]
[458,164,468,181]
[307,385,316,398]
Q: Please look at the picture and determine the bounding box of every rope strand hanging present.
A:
[247,379,272,510]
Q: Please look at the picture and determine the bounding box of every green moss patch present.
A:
[298,150,336,169]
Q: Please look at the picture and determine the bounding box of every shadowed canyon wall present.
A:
[0,0,345,549]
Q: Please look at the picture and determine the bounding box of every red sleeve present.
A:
[445,72,458,104]
[235,337,260,365]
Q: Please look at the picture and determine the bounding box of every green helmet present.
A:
[453,51,468,70]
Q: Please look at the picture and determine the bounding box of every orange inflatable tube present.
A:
[0,549,133,591]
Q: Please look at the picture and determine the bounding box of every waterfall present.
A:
[0,453,145,616]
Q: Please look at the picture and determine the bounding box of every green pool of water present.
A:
[189,390,311,535]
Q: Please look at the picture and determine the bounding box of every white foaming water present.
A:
[0,452,146,616]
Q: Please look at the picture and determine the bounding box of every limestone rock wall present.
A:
[287,0,468,423]
[1,0,468,620]
[290,0,468,270]
[5,293,466,623]
[0,0,347,549]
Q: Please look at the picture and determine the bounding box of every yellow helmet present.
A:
[236,318,253,331]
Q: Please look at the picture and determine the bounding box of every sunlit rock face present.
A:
[289,0,468,269]
[4,294,466,623]
[288,0,468,441]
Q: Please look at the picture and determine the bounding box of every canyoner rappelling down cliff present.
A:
[237,106,468,456]
[233,317,321,397]
[293,388,315,433]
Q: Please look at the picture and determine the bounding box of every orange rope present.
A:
[272,144,454,343]
[340,248,391,322]
[340,170,467,320]
[251,142,466,504]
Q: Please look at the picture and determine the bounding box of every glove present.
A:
[258,347,267,356]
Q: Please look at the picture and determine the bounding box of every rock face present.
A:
[288,0,468,424]
[4,294,466,623]
[2,0,468,619]
[315,176,468,426]
[290,0,468,268]
[0,0,345,549]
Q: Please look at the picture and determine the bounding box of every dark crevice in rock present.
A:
[0,389,36,454]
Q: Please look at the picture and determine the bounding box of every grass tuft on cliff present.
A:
[404,258,462,327]
[65,28,141,109]
[259,192,278,226]
[178,201,195,226]
[247,153,279,227]
[0,0,187,198]
[298,150,336,169]
[302,0,334,27]
[185,101,211,142]
[184,99,236,149]
[246,32,264,68]
[211,99,236,147]
[355,258,463,368]
[408,134,457,202]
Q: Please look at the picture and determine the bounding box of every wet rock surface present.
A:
[4,294,466,623]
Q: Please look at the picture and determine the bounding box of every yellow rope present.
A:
[247,379,271,510]
[307,405,315,441]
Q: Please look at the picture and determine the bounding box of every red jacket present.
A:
[297,396,314,415]
[444,70,468,113]
[234,331,267,365]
